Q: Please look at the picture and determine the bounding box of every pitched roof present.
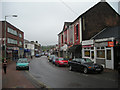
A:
[92,26,120,39]
[71,2,120,25]
[58,22,72,35]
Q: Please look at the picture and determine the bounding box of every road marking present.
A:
[25,71,51,89]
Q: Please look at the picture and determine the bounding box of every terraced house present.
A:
[58,1,120,70]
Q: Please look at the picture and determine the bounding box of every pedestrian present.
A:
[31,56,33,59]
[3,60,7,74]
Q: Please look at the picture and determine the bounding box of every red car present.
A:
[55,57,69,66]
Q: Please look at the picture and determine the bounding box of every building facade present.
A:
[58,1,120,69]
[1,21,24,60]
[82,26,120,70]
[24,40,41,57]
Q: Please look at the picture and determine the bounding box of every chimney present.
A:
[100,0,106,2]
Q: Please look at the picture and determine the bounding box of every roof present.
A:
[58,22,72,35]
[92,26,120,39]
[1,21,24,33]
[70,2,120,25]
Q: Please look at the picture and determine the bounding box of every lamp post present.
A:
[4,15,17,61]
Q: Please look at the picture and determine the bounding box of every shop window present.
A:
[97,47,100,49]
[107,49,111,60]
[84,50,90,57]
[101,47,104,49]
[97,50,105,58]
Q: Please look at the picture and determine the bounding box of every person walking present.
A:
[3,60,7,74]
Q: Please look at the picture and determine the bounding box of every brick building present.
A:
[58,1,120,60]
[1,21,24,61]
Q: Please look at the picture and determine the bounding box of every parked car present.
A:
[16,59,29,70]
[41,52,45,56]
[18,58,28,61]
[55,57,69,67]
[49,55,55,62]
[68,58,104,74]
[51,55,57,64]
[118,62,120,73]
[35,54,41,57]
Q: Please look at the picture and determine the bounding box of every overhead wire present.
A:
[59,0,78,15]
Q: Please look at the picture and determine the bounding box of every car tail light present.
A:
[88,67,92,68]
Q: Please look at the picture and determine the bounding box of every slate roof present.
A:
[92,26,120,39]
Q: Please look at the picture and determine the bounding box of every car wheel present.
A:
[69,66,73,71]
[83,67,88,74]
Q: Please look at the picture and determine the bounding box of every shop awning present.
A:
[24,49,31,52]
[67,45,81,52]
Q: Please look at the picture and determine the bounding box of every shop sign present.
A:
[7,47,19,50]
[82,40,94,45]
[108,41,114,47]
[95,37,114,42]
[95,42,108,47]
[7,50,12,53]
[68,45,73,48]
[82,45,93,48]
[60,44,68,51]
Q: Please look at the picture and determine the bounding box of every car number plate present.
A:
[96,68,101,71]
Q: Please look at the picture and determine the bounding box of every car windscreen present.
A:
[75,59,81,62]
[17,61,28,63]
[81,58,92,63]
[59,58,64,60]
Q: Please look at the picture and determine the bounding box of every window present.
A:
[7,38,17,44]
[19,41,22,46]
[7,27,17,36]
[76,24,79,40]
[97,50,105,58]
[25,45,27,48]
[61,35,63,44]
[84,50,90,57]
[19,33,22,38]
[69,26,73,43]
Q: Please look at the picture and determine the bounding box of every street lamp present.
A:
[4,15,17,61]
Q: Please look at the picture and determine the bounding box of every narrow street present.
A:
[25,56,119,88]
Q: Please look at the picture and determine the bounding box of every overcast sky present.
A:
[0,0,119,46]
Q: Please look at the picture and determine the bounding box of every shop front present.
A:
[82,38,116,70]
[7,47,19,60]
[24,49,31,58]
[94,40,114,69]
[82,40,95,62]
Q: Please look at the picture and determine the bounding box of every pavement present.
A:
[2,58,46,89]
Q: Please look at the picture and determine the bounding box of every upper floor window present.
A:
[61,35,63,44]
[19,33,22,38]
[76,24,79,40]
[7,27,17,36]
[7,38,17,44]
[19,41,22,46]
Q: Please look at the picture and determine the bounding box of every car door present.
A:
[70,59,78,69]
[75,59,82,70]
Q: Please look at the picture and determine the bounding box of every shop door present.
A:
[91,51,94,61]
[106,48,113,69]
